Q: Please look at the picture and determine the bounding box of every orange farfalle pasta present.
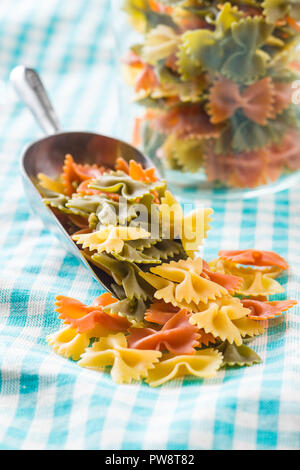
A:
[62,154,104,196]
[218,249,289,269]
[205,147,268,188]
[55,293,130,336]
[152,104,221,139]
[242,298,297,320]
[145,300,180,324]
[208,77,274,125]
[134,64,158,92]
[129,160,158,183]
[127,309,199,355]
[201,267,243,294]
[115,157,130,174]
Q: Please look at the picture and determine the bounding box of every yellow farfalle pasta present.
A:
[189,296,252,345]
[72,226,150,254]
[209,259,284,297]
[47,326,90,361]
[159,193,213,256]
[142,258,227,305]
[78,333,161,384]
[233,317,265,338]
[143,25,179,64]
[182,208,213,257]
[159,190,183,239]
[38,172,65,194]
[146,350,223,387]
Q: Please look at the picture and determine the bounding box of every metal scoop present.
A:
[10,65,160,296]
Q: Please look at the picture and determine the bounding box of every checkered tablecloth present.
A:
[0,0,300,450]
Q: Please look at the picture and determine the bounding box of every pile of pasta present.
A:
[123,0,300,188]
[38,155,297,386]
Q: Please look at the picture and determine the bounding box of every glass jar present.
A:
[112,0,300,199]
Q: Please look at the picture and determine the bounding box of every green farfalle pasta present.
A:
[104,297,148,324]
[123,0,176,33]
[143,239,186,260]
[91,252,155,301]
[89,171,166,201]
[216,340,262,367]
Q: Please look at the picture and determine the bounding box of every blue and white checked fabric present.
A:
[1,0,300,450]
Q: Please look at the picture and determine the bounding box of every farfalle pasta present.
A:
[43,155,296,386]
[122,0,300,188]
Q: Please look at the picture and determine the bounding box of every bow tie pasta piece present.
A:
[113,242,162,264]
[208,77,274,125]
[72,226,150,254]
[177,2,241,77]
[145,300,180,325]
[236,269,284,297]
[128,159,158,183]
[152,104,221,140]
[140,271,178,304]
[88,171,166,201]
[189,296,252,346]
[242,298,297,320]
[143,240,186,261]
[91,253,155,302]
[222,17,273,84]
[210,259,285,296]
[218,249,289,269]
[142,24,180,65]
[104,297,148,326]
[55,294,130,337]
[217,340,262,367]
[232,317,265,339]
[78,333,161,384]
[159,190,183,239]
[181,208,213,257]
[202,268,243,294]
[145,349,223,387]
[127,309,199,354]
[47,326,90,361]
[37,173,65,194]
[149,259,228,304]
[62,154,104,197]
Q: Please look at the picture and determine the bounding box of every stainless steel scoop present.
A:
[11,65,160,296]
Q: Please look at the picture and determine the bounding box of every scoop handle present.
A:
[10,66,61,135]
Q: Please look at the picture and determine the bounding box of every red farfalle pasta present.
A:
[55,293,130,334]
[128,309,199,354]
[242,298,297,320]
[145,300,180,324]
[152,104,221,139]
[206,147,268,188]
[208,77,274,125]
[201,267,243,294]
[219,249,289,269]
[62,154,104,196]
